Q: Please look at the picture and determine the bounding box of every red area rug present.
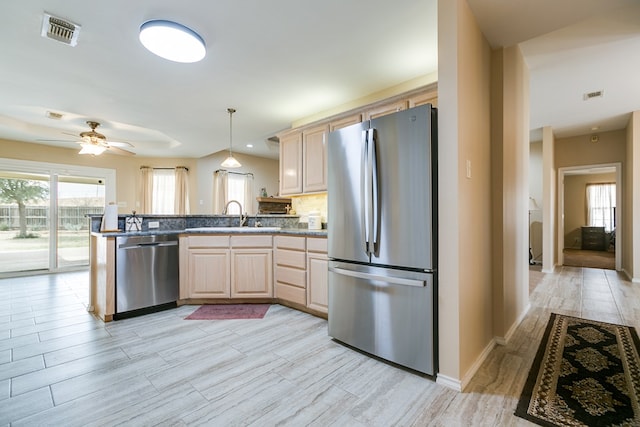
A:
[185,304,271,320]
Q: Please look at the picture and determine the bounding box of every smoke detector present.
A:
[583,90,604,101]
[41,13,81,46]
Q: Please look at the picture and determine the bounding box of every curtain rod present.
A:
[140,166,189,171]
[215,169,253,177]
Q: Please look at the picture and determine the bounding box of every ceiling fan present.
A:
[37,120,136,156]
[72,121,135,156]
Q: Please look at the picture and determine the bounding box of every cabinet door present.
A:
[330,113,362,132]
[279,131,303,195]
[408,90,438,108]
[364,100,408,120]
[231,249,273,298]
[188,248,230,298]
[303,124,329,193]
[307,252,328,313]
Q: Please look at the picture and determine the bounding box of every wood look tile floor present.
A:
[0,266,636,426]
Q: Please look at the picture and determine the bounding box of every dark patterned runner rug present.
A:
[515,313,640,426]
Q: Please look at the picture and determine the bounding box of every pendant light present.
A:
[221,108,241,168]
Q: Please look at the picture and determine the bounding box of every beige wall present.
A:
[563,173,615,248]
[626,111,640,280]
[542,127,556,271]
[438,0,493,389]
[555,130,626,169]
[491,45,530,343]
[0,138,280,216]
[0,138,198,214]
[195,150,279,215]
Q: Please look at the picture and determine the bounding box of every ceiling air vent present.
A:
[583,90,604,101]
[41,13,81,46]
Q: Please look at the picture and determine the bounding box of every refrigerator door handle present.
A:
[329,266,427,288]
[360,129,369,255]
[370,128,379,255]
[365,128,375,255]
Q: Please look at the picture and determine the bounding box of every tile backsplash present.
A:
[291,193,327,223]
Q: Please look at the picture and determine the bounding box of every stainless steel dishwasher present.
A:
[115,234,179,319]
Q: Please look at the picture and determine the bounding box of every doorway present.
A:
[557,163,621,270]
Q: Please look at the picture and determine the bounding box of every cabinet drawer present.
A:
[276,248,306,269]
[274,235,306,251]
[187,235,229,248]
[230,235,272,248]
[307,237,327,253]
[276,282,306,305]
[275,266,306,288]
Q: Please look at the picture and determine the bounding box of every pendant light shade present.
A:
[221,108,241,168]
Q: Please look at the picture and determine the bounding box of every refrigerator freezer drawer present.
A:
[328,262,435,375]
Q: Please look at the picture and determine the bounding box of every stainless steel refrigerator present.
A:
[327,104,437,376]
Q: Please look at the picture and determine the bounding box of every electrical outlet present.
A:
[148,221,160,229]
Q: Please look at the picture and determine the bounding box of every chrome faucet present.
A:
[223,200,247,227]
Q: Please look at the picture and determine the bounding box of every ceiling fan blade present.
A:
[106,140,134,148]
[106,146,135,156]
[36,138,77,142]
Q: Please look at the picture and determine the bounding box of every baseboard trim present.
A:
[495,303,531,346]
[436,373,462,392]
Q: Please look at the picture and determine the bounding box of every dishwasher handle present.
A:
[118,240,178,249]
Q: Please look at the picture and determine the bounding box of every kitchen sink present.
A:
[184,226,281,232]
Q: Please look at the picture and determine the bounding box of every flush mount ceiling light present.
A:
[221,108,241,168]
[139,20,205,63]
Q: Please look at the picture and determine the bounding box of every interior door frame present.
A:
[557,162,621,270]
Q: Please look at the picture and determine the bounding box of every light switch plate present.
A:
[148,221,160,229]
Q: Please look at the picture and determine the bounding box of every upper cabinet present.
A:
[364,100,408,120]
[278,84,437,196]
[279,131,303,195]
[302,124,329,193]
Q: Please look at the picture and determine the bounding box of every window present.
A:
[586,183,615,232]
[213,170,254,214]
[140,166,190,215]
[152,169,175,214]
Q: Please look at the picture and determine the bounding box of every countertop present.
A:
[92,227,327,238]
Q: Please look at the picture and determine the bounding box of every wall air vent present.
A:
[46,111,64,120]
[41,13,81,46]
[583,90,604,101]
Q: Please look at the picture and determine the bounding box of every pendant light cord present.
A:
[228,107,236,157]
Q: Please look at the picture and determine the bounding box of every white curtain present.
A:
[139,166,153,214]
[174,166,190,215]
[213,171,228,214]
[213,170,254,214]
[152,169,175,214]
[586,183,615,231]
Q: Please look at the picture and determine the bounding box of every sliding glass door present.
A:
[0,171,51,273]
[57,176,105,269]
[0,159,115,275]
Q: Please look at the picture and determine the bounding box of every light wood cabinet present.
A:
[302,124,329,193]
[306,237,328,314]
[329,113,362,131]
[364,100,408,120]
[279,131,303,195]
[180,234,272,299]
[230,235,273,298]
[188,248,230,298]
[408,90,438,108]
[274,235,307,305]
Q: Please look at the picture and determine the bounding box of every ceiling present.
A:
[0,1,639,158]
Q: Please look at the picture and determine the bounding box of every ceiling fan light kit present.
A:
[75,121,135,156]
[221,108,242,168]
[139,20,206,63]
[79,142,106,155]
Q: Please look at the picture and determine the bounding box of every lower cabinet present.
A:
[274,236,307,305]
[180,234,272,299]
[180,233,327,314]
[306,237,328,314]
